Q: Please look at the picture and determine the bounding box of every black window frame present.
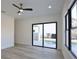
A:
[65,0,77,58]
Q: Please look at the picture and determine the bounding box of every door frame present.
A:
[32,22,57,49]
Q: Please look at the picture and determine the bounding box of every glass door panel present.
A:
[33,24,43,46]
[44,23,56,48]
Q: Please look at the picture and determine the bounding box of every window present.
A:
[71,1,77,57]
[65,13,69,48]
[65,0,77,58]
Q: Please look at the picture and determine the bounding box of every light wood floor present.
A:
[1,44,64,59]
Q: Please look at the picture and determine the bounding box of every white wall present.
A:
[1,13,14,49]
[62,0,76,59]
[15,16,62,50]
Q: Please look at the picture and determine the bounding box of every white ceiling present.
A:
[1,0,65,19]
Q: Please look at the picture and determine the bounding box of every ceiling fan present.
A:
[12,3,33,15]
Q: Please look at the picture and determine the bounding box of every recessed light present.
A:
[48,5,52,8]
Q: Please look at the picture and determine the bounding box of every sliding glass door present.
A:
[32,22,57,49]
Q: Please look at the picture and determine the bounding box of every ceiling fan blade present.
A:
[23,8,33,11]
[12,4,20,9]
[17,11,20,13]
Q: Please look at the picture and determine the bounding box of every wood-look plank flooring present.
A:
[1,44,64,59]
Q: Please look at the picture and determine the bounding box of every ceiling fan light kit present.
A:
[18,13,21,15]
[20,9,23,12]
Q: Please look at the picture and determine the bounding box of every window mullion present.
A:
[68,9,71,50]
